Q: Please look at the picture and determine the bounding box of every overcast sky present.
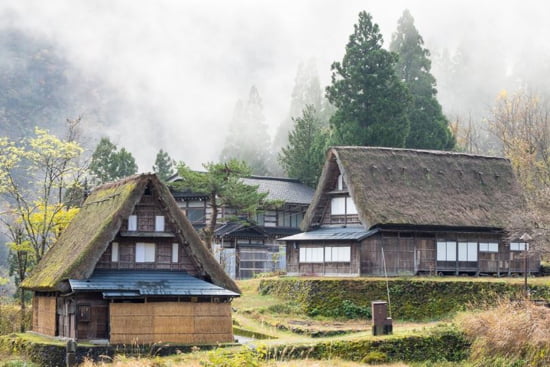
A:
[1,0,549,170]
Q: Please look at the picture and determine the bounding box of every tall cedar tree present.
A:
[174,159,268,250]
[89,137,138,184]
[278,105,328,188]
[220,86,271,175]
[326,11,411,147]
[153,149,175,182]
[390,10,455,150]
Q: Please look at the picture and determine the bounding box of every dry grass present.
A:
[456,298,550,366]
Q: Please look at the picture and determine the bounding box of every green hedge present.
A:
[265,328,469,363]
[259,278,550,320]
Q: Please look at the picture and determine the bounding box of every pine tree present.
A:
[278,105,328,188]
[326,11,411,147]
[390,9,455,150]
[220,86,271,175]
[153,149,175,182]
[89,137,138,184]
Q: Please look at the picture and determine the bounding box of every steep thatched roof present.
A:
[303,147,526,231]
[22,173,239,294]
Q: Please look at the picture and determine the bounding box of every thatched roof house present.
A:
[23,173,239,344]
[282,147,538,277]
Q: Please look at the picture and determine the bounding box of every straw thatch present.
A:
[22,173,239,294]
[303,147,526,231]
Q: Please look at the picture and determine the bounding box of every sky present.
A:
[1,0,550,170]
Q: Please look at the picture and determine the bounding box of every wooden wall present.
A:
[286,242,360,276]
[109,302,233,344]
[32,295,56,336]
[96,240,200,274]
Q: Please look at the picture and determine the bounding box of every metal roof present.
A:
[242,176,314,204]
[214,221,267,238]
[170,175,314,205]
[277,226,378,241]
[69,270,239,298]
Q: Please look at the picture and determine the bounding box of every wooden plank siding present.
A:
[109,302,233,344]
[32,295,56,336]
[286,242,360,276]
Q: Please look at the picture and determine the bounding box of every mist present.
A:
[1,0,549,170]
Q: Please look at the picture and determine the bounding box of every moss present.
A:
[259,278,550,321]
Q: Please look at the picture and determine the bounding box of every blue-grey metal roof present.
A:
[277,227,378,241]
[69,270,239,298]
[242,176,314,205]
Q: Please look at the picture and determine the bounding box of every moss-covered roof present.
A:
[303,147,527,230]
[22,173,239,294]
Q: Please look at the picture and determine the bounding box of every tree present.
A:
[89,137,138,184]
[326,11,411,147]
[278,105,329,188]
[220,86,271,175]
[173,159,269,250]
[489,89,550,249]
[390,9,455,150]
[153,149,176,182]
[0,125,84,330]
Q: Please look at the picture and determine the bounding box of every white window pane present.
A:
[324,247,333,262]
[111,242,119,262]
[437,242,446,261]
[446,241,456,261]
[128,215,137,231]
[468,242,478,261]
[299,247,306,262]
[337,174,343,190]
[172,243,179,263]
[144,243,155,262]
[490,243,498,252]
[338,247,351,262]
[458,242,468,261]
[346,197,358,215]
[331,197,346,215]
[155,216,165,232]
[136,243,145,262]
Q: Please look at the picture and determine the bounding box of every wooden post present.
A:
[66,339,77,367]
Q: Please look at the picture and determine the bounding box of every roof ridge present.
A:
[331,146,508,161]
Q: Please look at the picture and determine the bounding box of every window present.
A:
[277,211,301,228]
[172,243,179,263]
[77,305,90,322]
[155,216,165,232]
[256,212,265,225]
[331,196,358,215]
[437,241,456,261]
[136,243,155,262]
[510,242,528,251]
[111,242,119,262]
[128,215,137,231]
[186,201,205,223]
[479,242,499,253]
[458,242,478,261]
[325,246,351,262]
[299,247,324,263]
[337,174,344,190]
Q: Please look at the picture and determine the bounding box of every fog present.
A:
[1,0,549,170]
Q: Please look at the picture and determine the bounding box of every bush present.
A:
[259,278,549,321]
[0,302,31,335]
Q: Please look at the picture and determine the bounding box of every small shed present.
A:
[22,173,239,344]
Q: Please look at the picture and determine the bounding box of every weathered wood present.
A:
[109,302,233,344]
[32,295,56,336]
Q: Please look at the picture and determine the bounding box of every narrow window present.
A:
[111,242,119,262]
[172,243,179,263]
[337,174,344,190]
[510,242,528,251]
[128,215,137,231]
[136,243,155,262]
[155,216,165,232]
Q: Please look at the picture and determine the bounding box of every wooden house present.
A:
[171,176,314,279]
[280,147,539,277]
[21,173,240,344]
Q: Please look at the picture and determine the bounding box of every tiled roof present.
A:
[69,270,239,297]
